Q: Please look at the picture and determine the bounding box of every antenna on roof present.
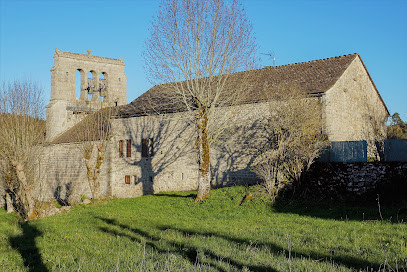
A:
[260,51,276,66]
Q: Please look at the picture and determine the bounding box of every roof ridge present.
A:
[263,53,359,69]
[145,53,359,88]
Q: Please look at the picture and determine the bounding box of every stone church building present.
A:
[2,49,391,204]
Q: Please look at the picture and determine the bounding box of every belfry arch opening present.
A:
[75,69,84,100]
[99,72,108,102]
[87,71,96,101]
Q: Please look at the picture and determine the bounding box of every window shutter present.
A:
[142,138,148,157]
[149,138,154,156]
[125,175,130,184]
[126,139,132,158]
[119,140,124,158]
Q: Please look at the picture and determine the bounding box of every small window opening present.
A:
[119,140,124,158]
[142,138,154,158]
[142,138,148,157]
[125,175,130,184]
[149,176,153,183]
[126,139,132,158]
[134,175,138,184]
[149,138,154,156]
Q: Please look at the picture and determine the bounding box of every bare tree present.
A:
[76,108,115,199]
[144,0,257,201]
[0,80,45,219]
[250,85,329,199]
[357,91,388,160]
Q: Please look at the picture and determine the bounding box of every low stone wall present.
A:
[299,162,407,201]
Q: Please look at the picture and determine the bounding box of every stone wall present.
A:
[46,49,127,142]
[0,142,112,207]
[37,142,111,204]
[110,103,263,199]
[323,56,388,156]
[299,162,407,201]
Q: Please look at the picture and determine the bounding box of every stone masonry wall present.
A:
[110,103,264,199]
[38,142,111,203]
[299,162,407,201]
[323,56,388,156]
[46,49,127,142]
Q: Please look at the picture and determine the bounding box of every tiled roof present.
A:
[50,107,117,145]
[118,53,359,118]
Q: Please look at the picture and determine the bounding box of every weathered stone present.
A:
[46,49,127,142]
[0,52,395,207]
[60,206,71,212]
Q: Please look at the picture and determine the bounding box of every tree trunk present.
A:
[195,107,211,202]
[12,161,35,219]
[85,157,96,199]
[84,144,104,200]
[6,192,14,214]
[92,144,104,199]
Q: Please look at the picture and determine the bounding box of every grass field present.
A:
[0,186,406,271]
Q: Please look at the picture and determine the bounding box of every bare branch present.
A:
[144,0,258,201]
[0,80,45,219]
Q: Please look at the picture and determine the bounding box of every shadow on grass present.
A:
[158,225,382,271]
[9,222,48,272]
[153,193,196,199]
[96,216,275,272]
[273,198,407,223]
[96,216,383,271]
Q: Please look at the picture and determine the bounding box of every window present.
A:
[126,139,132,158]
[142,138,154,158]
[125,175,130,184]
[134,175,138,184]
[142,138,148,157]
[119,140,124,158]
[149,138,154,156]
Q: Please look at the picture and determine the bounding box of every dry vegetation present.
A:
[0,80,45,219]
[250,85,329,198]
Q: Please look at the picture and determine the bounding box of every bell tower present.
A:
[46,49,127,142]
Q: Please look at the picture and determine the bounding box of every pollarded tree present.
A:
[52,106,116,200]
[0,80,45,219]
[73,108,116,199]
[144,0,258,201]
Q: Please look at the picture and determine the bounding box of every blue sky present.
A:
[0,0,406,120]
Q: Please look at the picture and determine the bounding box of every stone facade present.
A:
[323,56,388,155]
[37,142,111,203]
[46,49,127,141]
[0,52,392,207]
[110,103,262,199]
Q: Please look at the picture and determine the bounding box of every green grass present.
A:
[1,186,406,271]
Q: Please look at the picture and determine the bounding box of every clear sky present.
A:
[0,0,406,120]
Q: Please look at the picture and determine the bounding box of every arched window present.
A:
[88,71,95,101]
[99,72,108,102]
[75,69,84,100]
